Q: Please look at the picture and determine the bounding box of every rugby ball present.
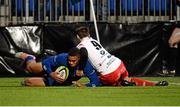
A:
[55,66,69,81]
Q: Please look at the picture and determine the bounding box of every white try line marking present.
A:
[169,82,180,86]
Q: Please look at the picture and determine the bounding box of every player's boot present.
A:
[155,81,168,86]
[120,80,136,86]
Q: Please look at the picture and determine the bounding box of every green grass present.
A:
[0,77,180,106]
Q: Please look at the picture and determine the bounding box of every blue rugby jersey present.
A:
[42,53,101,87]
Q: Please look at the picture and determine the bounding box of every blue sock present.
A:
[25,56,35,62]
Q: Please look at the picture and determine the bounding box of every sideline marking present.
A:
[169,82,180,86]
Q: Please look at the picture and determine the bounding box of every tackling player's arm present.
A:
[42,55,64,83]
[76,47,88,76]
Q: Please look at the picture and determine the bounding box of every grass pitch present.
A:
[0,77,180,106]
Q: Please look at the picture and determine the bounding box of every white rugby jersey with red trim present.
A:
[77,37,121,75]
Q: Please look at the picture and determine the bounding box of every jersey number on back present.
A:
[91,40,102,50]
[91,40,106,55]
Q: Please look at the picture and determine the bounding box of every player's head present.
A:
[68,47,81,67]
[75,26,90,39]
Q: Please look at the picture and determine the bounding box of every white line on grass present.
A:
[169,82,180,86]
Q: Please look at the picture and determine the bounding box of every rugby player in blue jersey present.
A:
[15,47,100,87]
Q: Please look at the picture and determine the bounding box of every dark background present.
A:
[0,22,179,77]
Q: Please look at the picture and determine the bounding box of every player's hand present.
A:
[72,81,85,87]
[50,72,64,83]
[76,70,84,76]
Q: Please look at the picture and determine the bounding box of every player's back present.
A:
[77,37,121,75]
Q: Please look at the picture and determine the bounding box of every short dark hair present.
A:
[75,26,89,39]
[75,26,89,33]
[68,47,80,56]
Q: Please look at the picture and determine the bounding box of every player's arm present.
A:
[76,47,88,76]
[42,55,64,83]
[85,70,101,87]
[79,47,88,70]
[43,54,65,74]
[42,56,56,74]
[72,81,86,87]
[83,62,101,87]
[73,70,100,87]
[73,61,101,87]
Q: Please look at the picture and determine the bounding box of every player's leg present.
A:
[118,64,136,86]
[15,52,43,73]
[130,77,155,86]
[21,77,46,87]
[119,62,168,86]
[99,62,134,86]
[15,52,36,61]
[26,61,43,73]
[99,65,123,86]
[99,70,121,86]
[130,78,168,86]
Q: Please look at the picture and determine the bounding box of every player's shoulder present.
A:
[57,53,68,57]
[77,43,84,48]
[55,53,68,61]
[84,61,94,69]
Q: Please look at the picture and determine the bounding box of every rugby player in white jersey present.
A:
[75,26,168,86]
